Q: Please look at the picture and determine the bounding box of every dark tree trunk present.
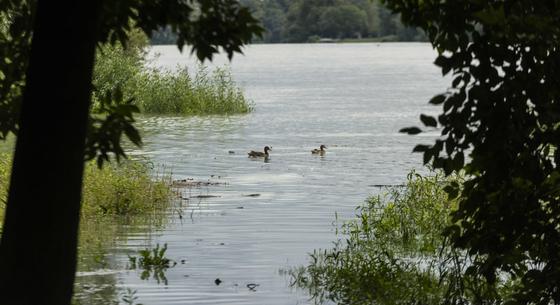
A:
[0,1,101,304]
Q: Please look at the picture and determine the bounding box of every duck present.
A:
[311,145,327,154]
[248,146,271,158]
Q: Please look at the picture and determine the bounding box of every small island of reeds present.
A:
[93,34,253,116]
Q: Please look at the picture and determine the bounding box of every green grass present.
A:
[93,44,253,116]
[291,170,510,305]
[81,159,173,216]
[0,153,174,225]
[135,65,253,115]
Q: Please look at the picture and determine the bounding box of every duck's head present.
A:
[264,146,272,153]
[320,145,327,150]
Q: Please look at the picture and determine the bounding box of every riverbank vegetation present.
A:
[392,1,560,303]
[0,152,174,226]
[151,0,426,44]
[93,37,252,116]
[1,151,175,301]
[292,171,514,305]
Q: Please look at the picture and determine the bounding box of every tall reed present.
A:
[93,44,253,116]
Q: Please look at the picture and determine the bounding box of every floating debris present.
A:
[191,195,221,198]
[246,283,260,291]
[172,178,226,188]
[228,150,235,154]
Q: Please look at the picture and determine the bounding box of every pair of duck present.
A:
[248,145,327,158]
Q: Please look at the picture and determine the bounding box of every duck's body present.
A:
[311,145,327,154]
[248,146,271,158]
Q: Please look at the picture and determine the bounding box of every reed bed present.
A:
[93,44,253,116]
[135,65,253,115]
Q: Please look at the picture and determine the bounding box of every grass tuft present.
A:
[135,65,253,115]
[0,153,174,225]
[81,160,173,216]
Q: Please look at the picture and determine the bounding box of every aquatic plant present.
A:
[121,288,143,305]
[128,243,174,285]
[129,243,173,269]
[73,215,172,303]
[291,170,511,305]
[93,43,253,116]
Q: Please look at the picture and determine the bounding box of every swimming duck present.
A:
[248,146,271,158]
[311,145,327,154]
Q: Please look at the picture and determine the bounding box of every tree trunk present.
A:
[0,1,101,304]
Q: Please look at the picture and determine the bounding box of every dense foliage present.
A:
[394,1,560,304]
[293,171,517,305]
[0,1,33,139]
[152,0,426,44]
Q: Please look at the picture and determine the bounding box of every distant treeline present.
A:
[150,0,426,44]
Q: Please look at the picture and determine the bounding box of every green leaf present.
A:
[399,127,423,135]
[420,114,437,127]
[429,94,446,105]
[423,151,432,164]
[452,76,462,87]
[474,5,506,26]
[413,144,430,152]
[434,55,453,75]
[443,184,459,199]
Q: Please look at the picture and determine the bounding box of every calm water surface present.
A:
[75,43,448,305]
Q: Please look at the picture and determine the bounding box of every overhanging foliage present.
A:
[389,1,560,303]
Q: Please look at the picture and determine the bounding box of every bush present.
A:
[291,171,509,305]
[0,153,173,221]
[81,160,173,216]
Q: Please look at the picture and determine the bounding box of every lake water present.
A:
[75,43,448,305]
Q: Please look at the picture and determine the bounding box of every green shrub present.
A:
[0,153,173,220]
[292,171,509,305]
[81,160,173,216]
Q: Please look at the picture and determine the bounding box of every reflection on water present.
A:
[74,216,170,305]
[76,43,448,304]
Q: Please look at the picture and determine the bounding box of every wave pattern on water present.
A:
[76,43,449,305]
